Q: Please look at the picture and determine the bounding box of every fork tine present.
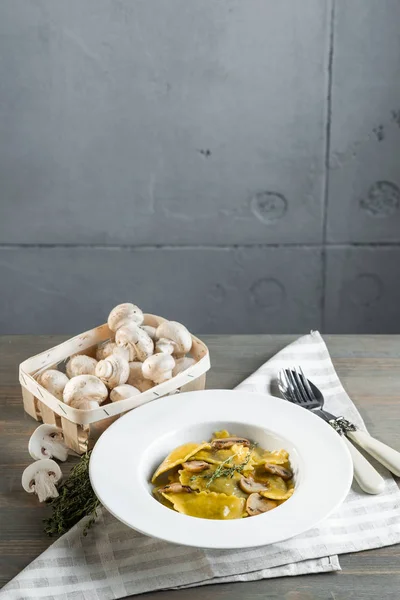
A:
[278,369,293,400]
[284,368,304,404]
[298,366,317,401]
[293,366,309,403]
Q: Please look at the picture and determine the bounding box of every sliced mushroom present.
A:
[63,375,108,405]
[157,483,192,494]
[264,463,293,480]
[211,437,251,450]
[66,355,98,378]
[95,354,130,389]
[182,460,210,473]
[155,321,192,357]
[172,357,196,377]
[110,384,141,402]
[28,424,69,462]
[37,369,69,401]
[22,459,62,503]
[246,493,278,516]
[239,476,268,494]
[108,303,144,331]
[142,353,175,384]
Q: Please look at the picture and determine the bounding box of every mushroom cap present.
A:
[70,398,101,410]
[96,341,117,361]
[142,353,175,384]
[28,424,68,462]
[141,325,157,340]
[155,321,192,356]
[66,355,98,378]
[116,324,154,362]
[38,369,69,401]
[63,375,108,405]
[22,458,62,493]
[108,303,144,332]
[172,357,196,377]
[110,384,141,402]
[95,355,130,389]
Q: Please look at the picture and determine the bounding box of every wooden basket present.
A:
[19,314,210,454]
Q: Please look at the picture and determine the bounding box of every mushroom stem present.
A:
[34,470,60,503]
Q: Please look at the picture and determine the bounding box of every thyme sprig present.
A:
[43,451,100,537]
[204,450,252,488]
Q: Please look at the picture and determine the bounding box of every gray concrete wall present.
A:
[1,0,399,335]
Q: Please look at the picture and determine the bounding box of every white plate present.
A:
[90,389,352,549]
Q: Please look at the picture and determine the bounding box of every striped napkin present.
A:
[2,331,400,599]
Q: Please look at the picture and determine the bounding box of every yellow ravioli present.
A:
[162,491,245,520]
[194,443,251,466]
[152,442,210,482]
[179,466,249,498]
[250,448,289,466]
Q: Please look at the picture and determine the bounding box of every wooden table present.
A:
[1,335,400,599]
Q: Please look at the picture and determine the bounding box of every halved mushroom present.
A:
[22,459,62,503]
[157,483,192,494]
[239,476,268,494]
[182,460,210,473]
[211,437,250,450]
[28,424,69,462]
[264,463,293,480]
[246,493,277,516]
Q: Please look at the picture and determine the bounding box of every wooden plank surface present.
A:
[1,334,400,599]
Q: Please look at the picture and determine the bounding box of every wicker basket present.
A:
[19,314,210,454]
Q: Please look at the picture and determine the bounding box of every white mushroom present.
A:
[66,355,98,378]
[63,375,108,405]
[37,370,69,401]
[155,321,192,356]
[22,459,62,503]
[110,384,141,402]
[70,398,100,411]
[96,341,117,360]
[141,325,157,340]
[108,303,144,331]
[127,361,154,392]
[95,355,130,389]
[115,324,154,362]
[28,424,69,462]
[142,353,175,384]
[155,338,175,355]
[172,357,196,377]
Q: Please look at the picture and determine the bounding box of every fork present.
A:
[278,367,386,495]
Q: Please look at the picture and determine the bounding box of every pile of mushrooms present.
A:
[35,303,196,410]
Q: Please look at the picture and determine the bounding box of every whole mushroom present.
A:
[95,354,130,389]
[155,321,192,357]
[141,325,157,340]
[70,398,101,411]
[155,338,175,355]
[108,303,144,332]
[172,357,196,377]
[63,375,108,405]
[142,353,175,385]
[96,341,117,361]
[110,384,141,402]
[22,459,62,503]
[116,324,154,362]
[37,370,69,401]
[66,355,98,378]
[28,424,69,462]
[127,361,154,392]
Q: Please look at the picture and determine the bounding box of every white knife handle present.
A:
[343,437,385,494]
[347,430,400,477]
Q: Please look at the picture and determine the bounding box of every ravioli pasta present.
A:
[151,431,294,520]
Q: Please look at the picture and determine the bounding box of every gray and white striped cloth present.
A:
[2,331,400,599]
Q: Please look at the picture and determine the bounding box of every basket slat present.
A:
[22,388,40,421]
